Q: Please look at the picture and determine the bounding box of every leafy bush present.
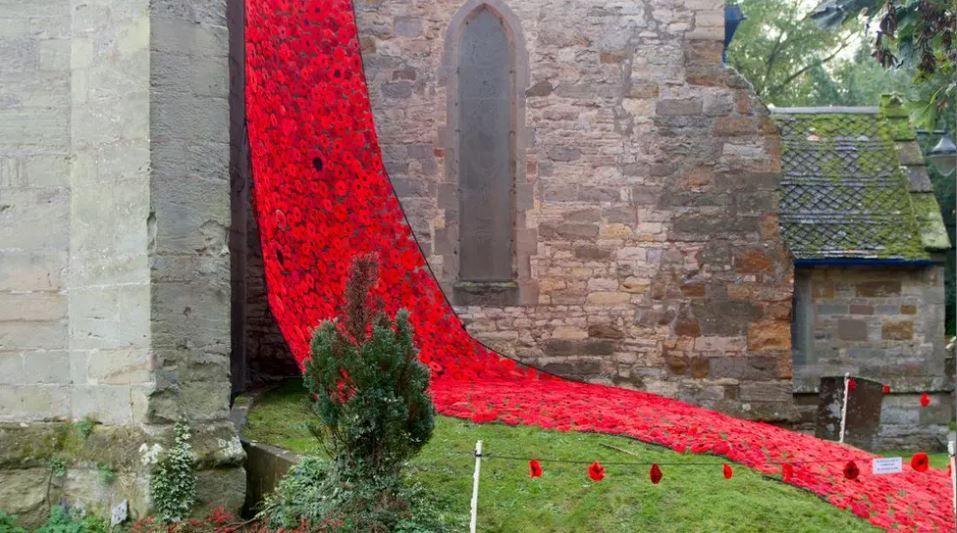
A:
[35,506,108,533]
[149,422,197,523]
[0,511,26,533]
[263,456,454,532]
[264,254,442,531]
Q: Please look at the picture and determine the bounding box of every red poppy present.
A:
[847,378,857,393]
[781,463,793,481]
[843,461,860,480]
[882,384,890,394]
[649,464,663,484]
[920,393,930,407]
[910,453,929,472]
[723,464,733,479]
[722,463,734,479]
[588,461,605,482]
[529,460,542,478]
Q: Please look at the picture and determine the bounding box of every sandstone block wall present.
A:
[0,0,242,523]
[791,265,951,448]
[353,0,795,420]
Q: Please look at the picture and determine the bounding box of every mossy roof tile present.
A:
[772,108,943,262]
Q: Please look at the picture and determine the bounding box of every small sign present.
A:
[872,457,902,475]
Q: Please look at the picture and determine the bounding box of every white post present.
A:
[949,440,956,520]
[839,372,850,444]
[470,440,483,533]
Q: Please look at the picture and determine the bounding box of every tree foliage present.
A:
[810,0,956,128]
[727,0,864,105]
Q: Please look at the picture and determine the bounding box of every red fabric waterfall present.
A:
[244,1,954,530]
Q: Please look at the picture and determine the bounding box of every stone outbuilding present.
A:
[773,98,952,448]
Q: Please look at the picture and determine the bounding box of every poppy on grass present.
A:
[529,460,542,478]
[723,464,733,479]
[588,461,605,482]
[650,464,663,484]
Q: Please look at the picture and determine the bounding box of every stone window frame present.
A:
[438,0,536,307]
[792,269,814,371]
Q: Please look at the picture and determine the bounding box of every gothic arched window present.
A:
[456,6,515,282]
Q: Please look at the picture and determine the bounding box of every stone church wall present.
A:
[0,0,243,523]
[353,0,795,421]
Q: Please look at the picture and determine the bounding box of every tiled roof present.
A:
[772,100,950,262]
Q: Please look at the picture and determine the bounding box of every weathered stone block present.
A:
[856,280,901,297]
[881,320,913,340]
[836,319,868,341]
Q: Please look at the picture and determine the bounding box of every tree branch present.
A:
[767,33,856,97]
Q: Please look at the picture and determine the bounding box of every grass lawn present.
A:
[244,381,878,532]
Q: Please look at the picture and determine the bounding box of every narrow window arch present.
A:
[457,6,514,282]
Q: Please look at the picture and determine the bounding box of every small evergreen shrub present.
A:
[149,422,197,523]
[264,254,441,531]
[304,254,434,478]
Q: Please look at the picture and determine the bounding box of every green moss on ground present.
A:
[244,381,879,533]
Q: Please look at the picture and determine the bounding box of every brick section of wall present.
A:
[791,265,951,448]
[353,0,795,421]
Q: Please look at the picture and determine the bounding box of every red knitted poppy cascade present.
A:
[244,1,954,530]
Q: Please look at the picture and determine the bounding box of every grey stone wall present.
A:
[791,264,951,449]
[0,0,72,421]
[0,0,243,522]
[354,0,795,421]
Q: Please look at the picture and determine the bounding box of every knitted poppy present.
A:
[529,460,542,478]
[650,464,663,484]
[847,378,857,393]
[920,393,930,407]
[588,461,605,482]
[882,384,890,394]
[910,453,929,473]
[723,464,733,479]
[781,463,793,482]
[843,461,860,480]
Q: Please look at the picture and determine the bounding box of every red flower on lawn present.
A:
[911,453,929,473]
[650,464,663,485]
[588,461,605,482]
[920,393,931,407]
[723,464,733,479]
[843,461,860,481]
[529,460,542,478]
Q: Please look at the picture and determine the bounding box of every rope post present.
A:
[470,440,483,533]
[839,372,850,444]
